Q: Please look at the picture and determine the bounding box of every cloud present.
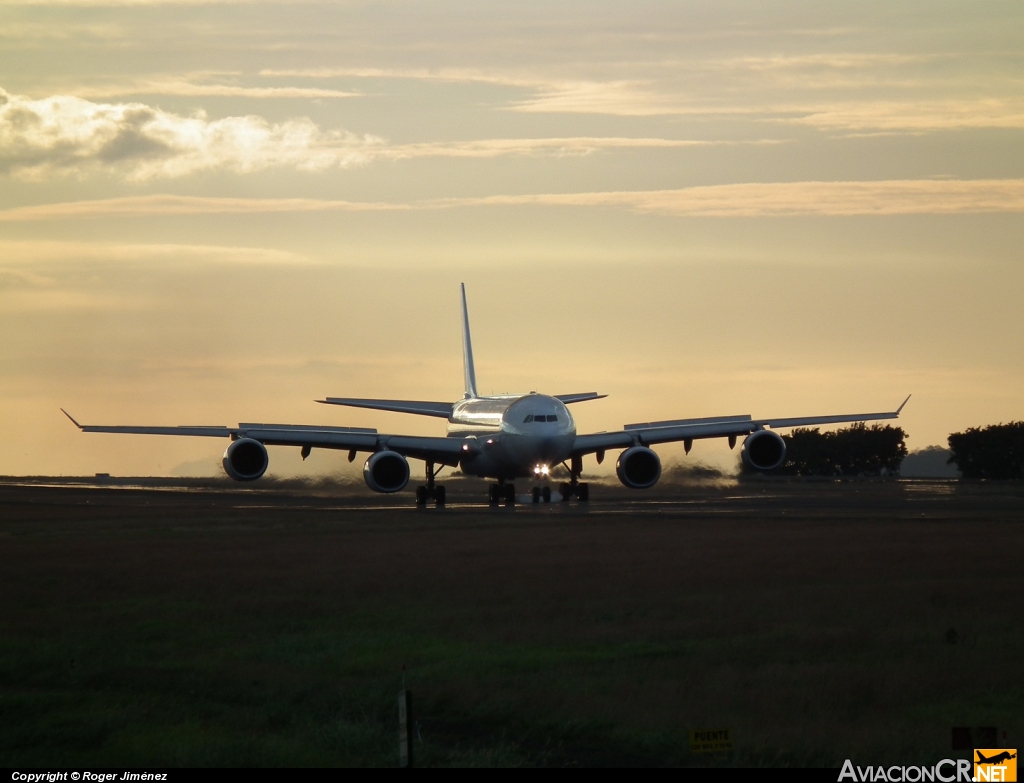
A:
[0,88,382,180]
[4,179,1024,222]
[259,66,537,88]
[381,136,770,160]
[72,81,360,100]
[507,80,691,116]
[509,89,1024,128]
[0,195,406,221]
[0,240,311,265]
[0,87,773,179]
[784,99,1024,132]
[258,63,968,125]
[260,67,697,117]
[0,0,254,4]
[710,53,933,71]
[459,179,1024,217]
[514,91,1024,129]
[260,62,1024,129]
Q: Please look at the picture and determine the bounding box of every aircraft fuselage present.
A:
[450,393,576,479]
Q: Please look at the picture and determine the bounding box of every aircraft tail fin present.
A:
[460,283,478,398]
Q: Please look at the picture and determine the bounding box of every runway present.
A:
[1,475,1019,520]
[2,475,1022,766]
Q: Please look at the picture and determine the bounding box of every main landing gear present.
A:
[488,481,516,506]
[415,462,446,507]
[484,458,590,507]
[558,455,590,502]
[531,486,552,504]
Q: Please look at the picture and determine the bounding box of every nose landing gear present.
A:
[558,455,590,502]
[531,486,552,504]
[415,462,447,507]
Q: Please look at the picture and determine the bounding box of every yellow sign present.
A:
[974,749,1017,782]
[690,728,732,753]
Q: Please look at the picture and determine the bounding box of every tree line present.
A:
[742,423,907,477]
[946,421,1024,479]
[740,420,1024,479]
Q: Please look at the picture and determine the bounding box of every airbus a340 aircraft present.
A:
[65,284,909,506]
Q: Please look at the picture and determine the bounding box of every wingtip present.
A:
[60,408,83,429]
[896,394,912,415]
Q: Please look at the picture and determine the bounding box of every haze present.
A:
[1,0,1022,477]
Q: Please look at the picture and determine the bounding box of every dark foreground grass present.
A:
[0,480,1021,766]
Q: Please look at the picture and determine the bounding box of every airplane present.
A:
[64,283,911,506]
[977,752,1016,765]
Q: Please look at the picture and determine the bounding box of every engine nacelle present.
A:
[616,446,662,489]
[363,450,410,493]
[222,438,269,481]
[741,430,786,471]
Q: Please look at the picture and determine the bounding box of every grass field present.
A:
[0,479,1021,767]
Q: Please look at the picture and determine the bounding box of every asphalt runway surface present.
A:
[2,475,1020,518]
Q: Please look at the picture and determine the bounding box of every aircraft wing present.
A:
[61,410,475,465]
[571,396,911,456]
[554,392,608,405]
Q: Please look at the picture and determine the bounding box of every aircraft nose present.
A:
[537,434,571,463]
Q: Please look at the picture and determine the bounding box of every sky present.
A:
[0,0,1022,478]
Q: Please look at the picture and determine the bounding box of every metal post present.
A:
[398,689,413,767]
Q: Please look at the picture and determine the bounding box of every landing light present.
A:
[532,465,550,476]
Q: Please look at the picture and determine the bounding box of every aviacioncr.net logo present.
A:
[839,759,973,782]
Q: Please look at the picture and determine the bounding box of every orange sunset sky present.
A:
[1,1,1022,477]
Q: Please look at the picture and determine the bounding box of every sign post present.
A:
[398,689,413,768]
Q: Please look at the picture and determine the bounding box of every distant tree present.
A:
[901,446,960,478]
[781,427,834,476]
[830,423,908,477]
[742,423,908,477]
[947,422,1024,479]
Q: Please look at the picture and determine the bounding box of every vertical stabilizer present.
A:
[460,283,478,398]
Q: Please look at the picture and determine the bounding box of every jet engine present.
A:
[222,438,269,481]
[741,430,786,471]
[616,446,662,489]
[363,450,410,493]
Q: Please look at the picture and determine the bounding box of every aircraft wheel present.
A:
[542,486,551,503]
[532,487,541,504]
[577,483,590,502]
[504,483,516,505]
[488,484,499,504]
[434,485,446,506]
[415,486,428,505]
[559,483,571,501]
